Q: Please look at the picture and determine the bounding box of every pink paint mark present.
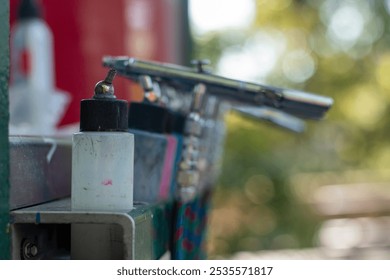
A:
[182,238,194,252]
[159,136,177,199]
[175,227,184,241]
[102,179,113,186]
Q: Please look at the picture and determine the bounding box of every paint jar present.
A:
[71,69,134,211]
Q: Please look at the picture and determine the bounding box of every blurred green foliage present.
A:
[191,0,390,257]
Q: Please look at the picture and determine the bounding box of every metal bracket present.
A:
[10,198,169,260]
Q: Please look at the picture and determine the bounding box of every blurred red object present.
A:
[10,0,189,126]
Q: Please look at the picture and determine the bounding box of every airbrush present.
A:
[103,56,333,120]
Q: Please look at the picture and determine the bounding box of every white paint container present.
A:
[71,69,134,259]
[71,132,134,211]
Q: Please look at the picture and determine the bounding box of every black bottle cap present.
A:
[128,102,170,133]
[18,0,41,20]
[168,111,186,134]
[80,69,128,132]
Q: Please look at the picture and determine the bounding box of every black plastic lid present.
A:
[80,69,129,132]
[128,102,170,133]
[80,99,128,132]
[168,111,186,134]
[18,0,41,20]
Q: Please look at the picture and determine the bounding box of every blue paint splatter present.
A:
[35,213,41,224]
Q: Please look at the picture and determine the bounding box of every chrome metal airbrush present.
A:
[102,56,333,121]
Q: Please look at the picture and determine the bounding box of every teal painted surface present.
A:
[171,191,211,260]
[0,0,10,259]
[129,202,172,259]
[151,201,173,259]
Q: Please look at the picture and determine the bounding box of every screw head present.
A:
[23,242,38,259]
[29,245,38,257]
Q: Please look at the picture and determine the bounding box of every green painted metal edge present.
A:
[0,0,10,260]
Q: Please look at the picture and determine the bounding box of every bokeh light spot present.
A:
[282,50,316,83]
[189,0,256,35]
